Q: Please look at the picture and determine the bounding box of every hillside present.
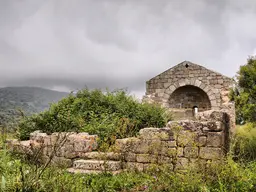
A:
[0,87,68,128]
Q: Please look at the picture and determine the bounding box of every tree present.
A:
[230,56,256,123]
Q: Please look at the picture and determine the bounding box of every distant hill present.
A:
[0,87,69,128]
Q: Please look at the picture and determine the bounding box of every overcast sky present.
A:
[0,0,256,99]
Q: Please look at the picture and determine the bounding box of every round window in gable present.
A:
[185,63,189,68]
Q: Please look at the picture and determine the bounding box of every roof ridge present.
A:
[147,61,232,81]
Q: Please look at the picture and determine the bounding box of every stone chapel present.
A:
[143,61,235,120]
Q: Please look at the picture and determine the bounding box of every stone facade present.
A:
[143,61,234,114]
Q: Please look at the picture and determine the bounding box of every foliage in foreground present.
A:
[1,125,256,192]
[231,123,256,162]
[18,89,172,148]
[1,119,256,191]
[230,56,256,123]
[0,145,256,192]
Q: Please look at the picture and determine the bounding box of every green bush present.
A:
[18,89,172,147]
[231,123,256,162]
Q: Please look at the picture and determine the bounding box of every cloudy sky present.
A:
[0,0,256,99]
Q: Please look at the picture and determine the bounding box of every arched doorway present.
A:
[169,85,211,112]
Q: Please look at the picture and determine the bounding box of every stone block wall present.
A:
[169,85,211,110]
[8,110,231,173]
[113,110,230,171]
[8,131,98,167]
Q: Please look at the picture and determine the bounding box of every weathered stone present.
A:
[57,144,76,159]
[177,131,196,147]
[30,131,48,143]
[148,139,162,154]
[161,140,176,148]
[67,168,122,175]
[177,147,184,157]
[43,136,51,146]
[200,147,223,160]
[134,140,151,154]
[207,132,223,147]
[161,147,177,157]
[82,152,121,161]
[136,154,158,163]
[198,110,228,122]
[139,128,174,140]
[74,140,88,152]
[74,160,122,171]
[124,152,136,162]
[197,136,207,146]
[158,156,173,164]
[169,121,199,131]
[50,134,58,145]
[71,134,98,151]
[115,137,140,153]
[175,158,189,170]
[11,140,33,155]
[184,147,199,158]
[125,162,144,171]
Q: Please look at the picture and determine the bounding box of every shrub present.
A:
[231,123,256,162]
[18,89,172,147]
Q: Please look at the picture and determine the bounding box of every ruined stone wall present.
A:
[8,111,231,173]
[144,61,233,110]
[8,131,98,167]
[113,110,230,171]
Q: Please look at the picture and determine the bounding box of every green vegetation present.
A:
[0,87,68,130]
[230,56,256,123]
[18,89,172,148]
[1,55,256,191]
[1,138,256,191]
[1,87,254,191]
[231,123,256,162]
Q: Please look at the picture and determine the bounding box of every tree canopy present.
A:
[230,56,256,123]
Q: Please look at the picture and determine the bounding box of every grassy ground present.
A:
[1,124,256,192]
[0,153,256,192]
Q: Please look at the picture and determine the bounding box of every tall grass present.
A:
[232,123,256,162]
[0,154,255,191]
[1,125,256,191]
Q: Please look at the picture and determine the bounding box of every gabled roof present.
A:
[148,60,232,81]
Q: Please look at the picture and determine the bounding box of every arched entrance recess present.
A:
[162,79,220,109]
[169,85,211,111]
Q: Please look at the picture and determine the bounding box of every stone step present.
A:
[73,159,122,171]
[67,168,122,175]
[81,152,121,161]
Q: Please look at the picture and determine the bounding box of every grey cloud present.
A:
[2,75,146,94]
[0,0,256,99]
